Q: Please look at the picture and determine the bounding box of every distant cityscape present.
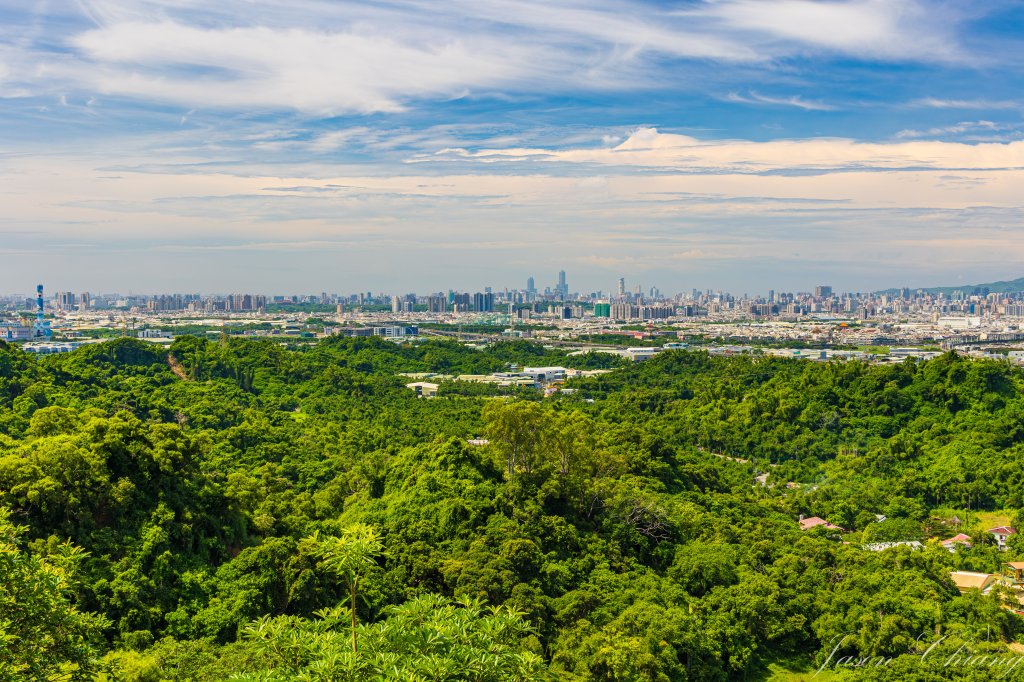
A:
[5,273,1024,362]
[3,271,1024,319]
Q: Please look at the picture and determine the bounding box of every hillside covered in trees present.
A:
[2,336,1024,680]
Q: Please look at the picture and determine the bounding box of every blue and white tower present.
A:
[32,284,51,338]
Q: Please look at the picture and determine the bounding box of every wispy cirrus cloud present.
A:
[908,97,1020,110]
[0,0,986,116]
[894,120,1021,140]
[682,0,967,63]
[69,21,530,115]
[724,91,836,111]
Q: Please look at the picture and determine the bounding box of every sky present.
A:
[2,0,1024,296]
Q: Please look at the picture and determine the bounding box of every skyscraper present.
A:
[617,278,625,299]
[557,270,567,297]
[473,292,494,312]
[526,276,535,294]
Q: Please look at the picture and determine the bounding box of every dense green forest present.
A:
[2,336,1024,680]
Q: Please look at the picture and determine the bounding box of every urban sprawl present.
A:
[3,273,1024,364]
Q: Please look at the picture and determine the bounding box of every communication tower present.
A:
[32,284,52,338]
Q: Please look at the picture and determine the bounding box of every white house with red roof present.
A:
[987,526,1017,551]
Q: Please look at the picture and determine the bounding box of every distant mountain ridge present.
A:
[878,276,1024,296]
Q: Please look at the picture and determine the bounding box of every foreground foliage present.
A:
[1,336,1023,680]
[0,507,108,680]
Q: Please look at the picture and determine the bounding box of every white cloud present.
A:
[0,45,33,98]
[419,0,761,62]
[0,0,977,114]
[725,91,836,111]
[690,0,963,63]
[894,120,1015,139]
[70,21,530,114]
[909,97,1020,110]
[307,128,373,153]
[435,127,1024,173]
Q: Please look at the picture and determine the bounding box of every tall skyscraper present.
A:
[526,276,535,294]
[617,277,625,298]
[473,292,494,312]
[557,270,567,297]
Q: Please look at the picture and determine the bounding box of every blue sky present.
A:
[2,0,1024,295]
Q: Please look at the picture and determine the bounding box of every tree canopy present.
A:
[0,337,1022,680]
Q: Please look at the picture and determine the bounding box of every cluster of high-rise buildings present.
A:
[144,293,268,313]
[686,287,1024,321]
[54,291,91,311]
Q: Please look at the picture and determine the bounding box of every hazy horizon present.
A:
[5,269,1022,300]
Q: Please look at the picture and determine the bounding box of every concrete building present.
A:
[519,367,566,384]
[24,342,84,354]
[427,296,447,313]
[623,347,661,361]
[406,381,439,398]
[640,305,674,320]
[374,325,418,338]
[610,303,637,320]
[1,323,32,341]
[336,325,418,338]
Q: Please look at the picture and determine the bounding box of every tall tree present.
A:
[308,524,383,653]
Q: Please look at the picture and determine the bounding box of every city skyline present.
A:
[3,1,1024,292]
[6,269,1024,302]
